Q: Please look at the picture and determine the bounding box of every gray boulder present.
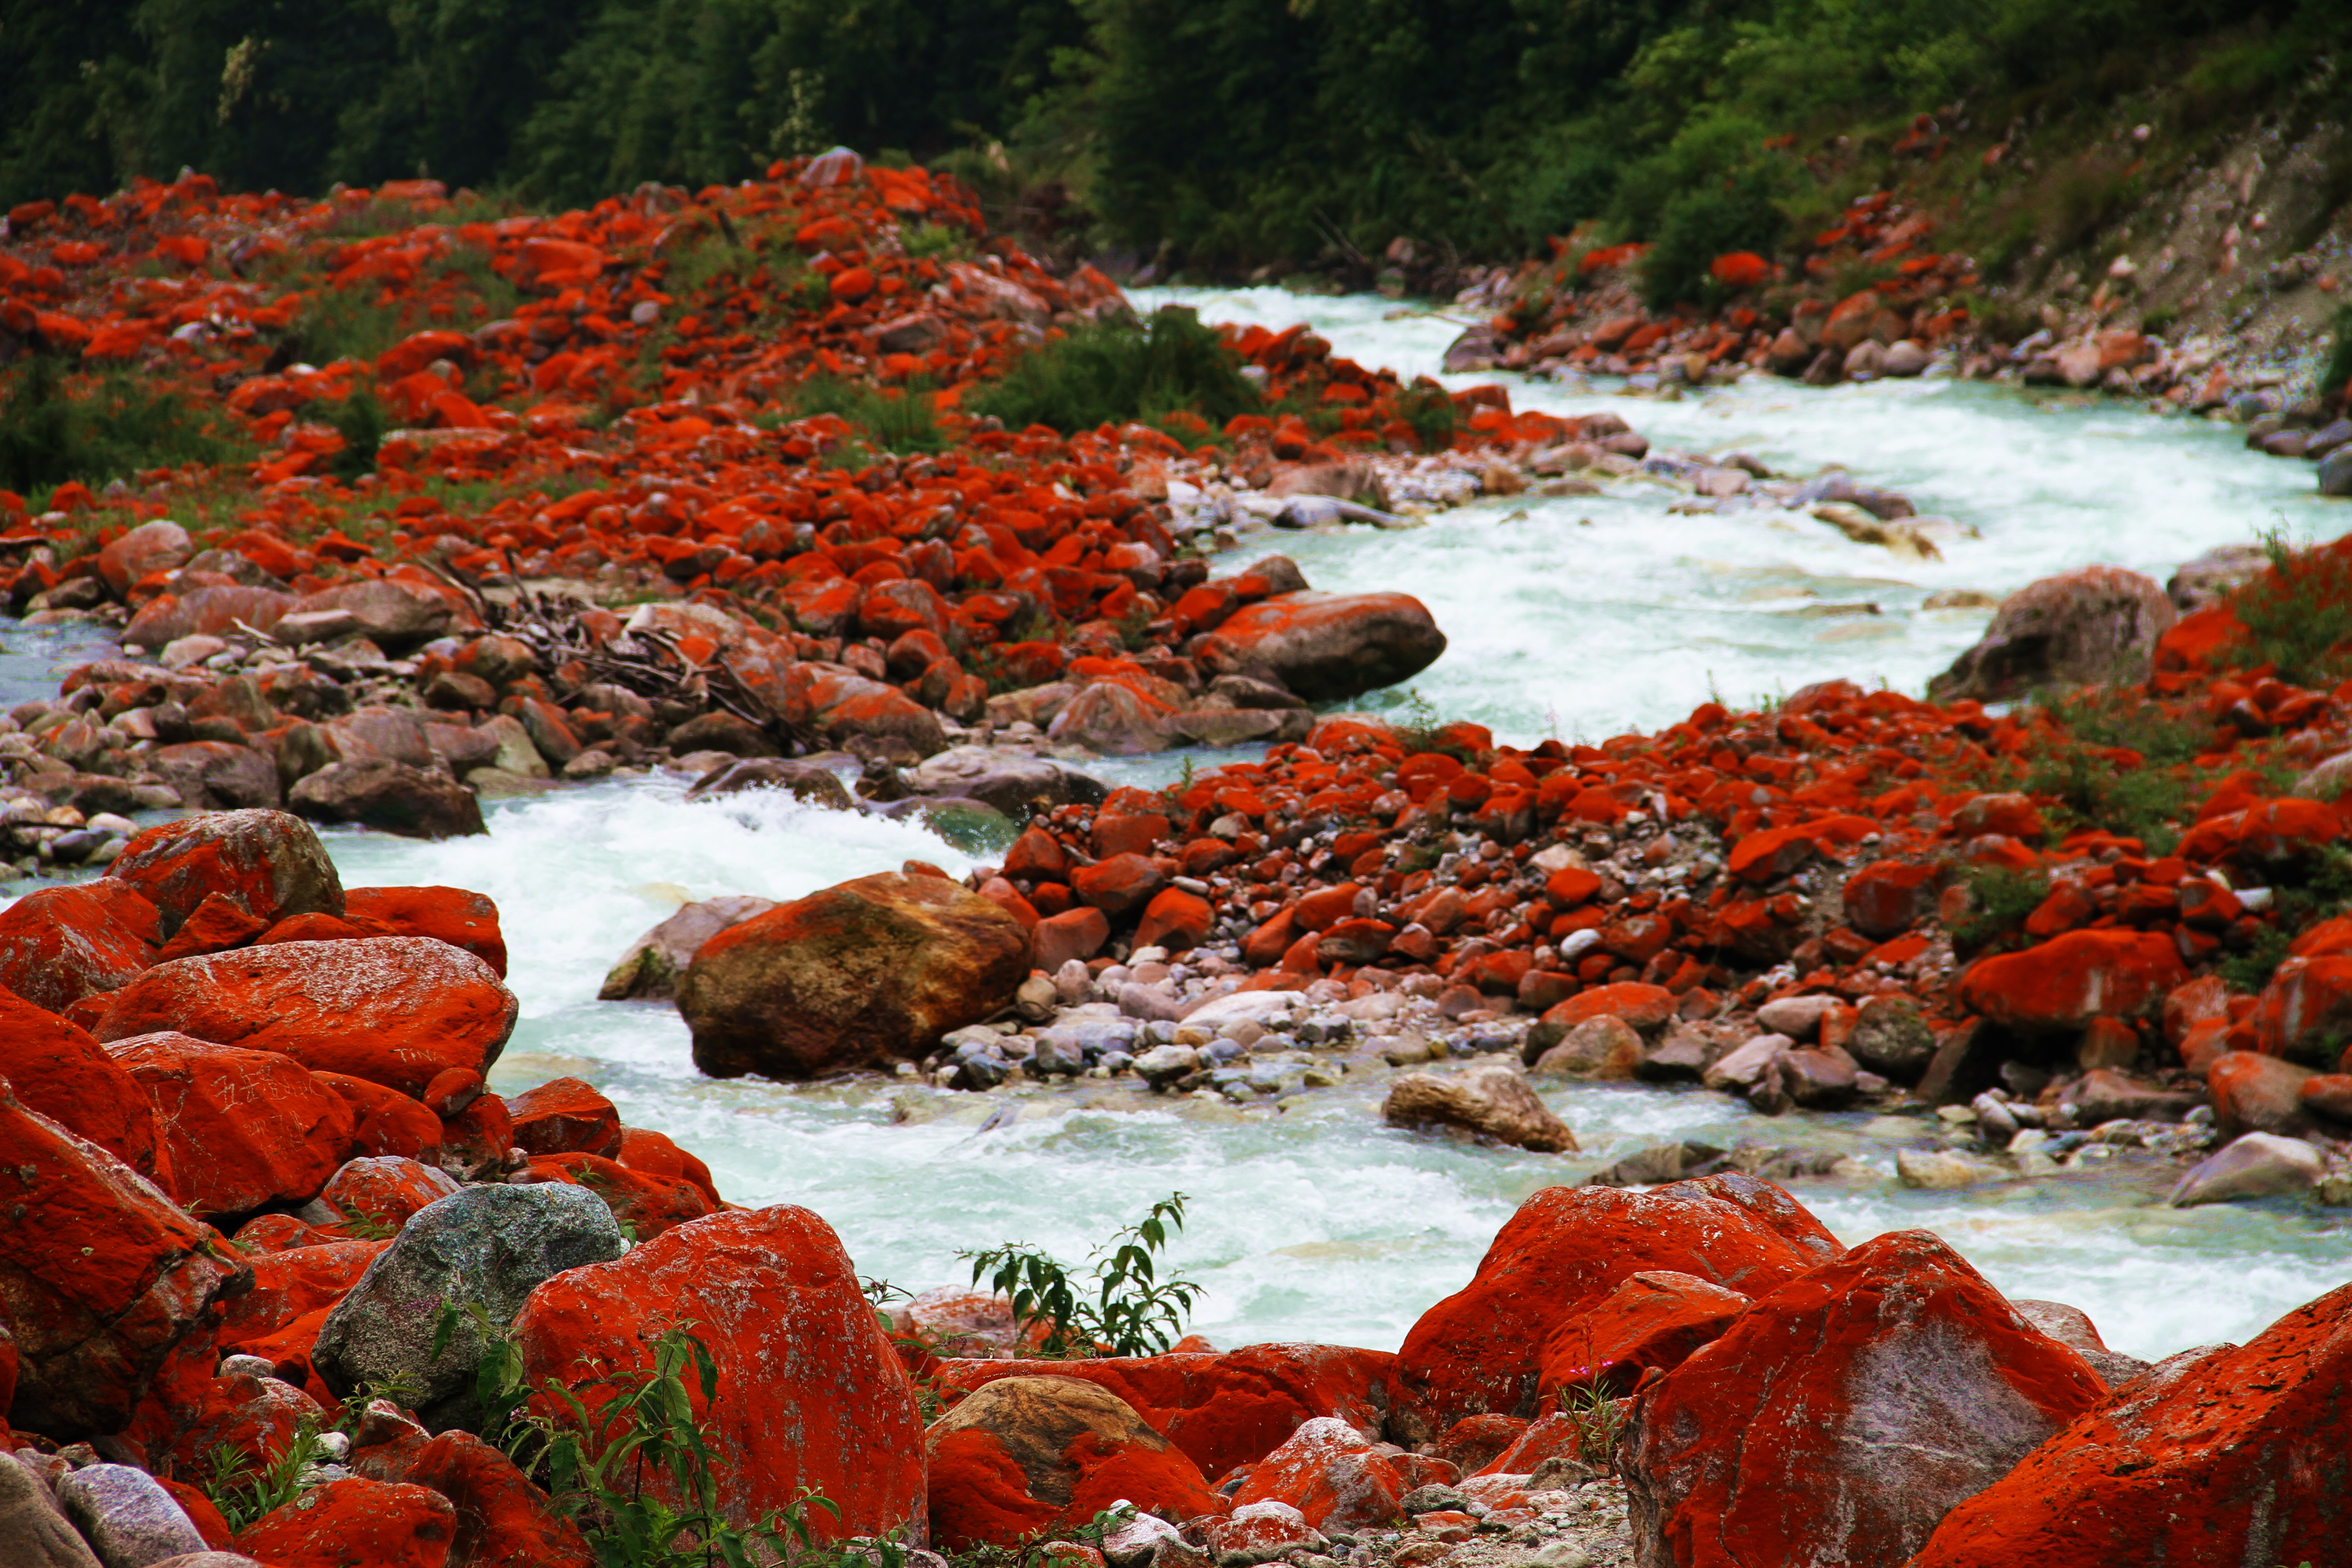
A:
[1927,565,2176,702]
[2166,542,2268,612]
[2010,1299,2152,1391]
[312,1183,626,1429]
[1193,590,1447,703]
[55,1465,204,1568]
[2318,445,2352,497]
[902,747,1106,821]
[684,758,856,809]
[2166,1131,2324,1207]
[600,895,779,1001]
[0,1455,99,1568]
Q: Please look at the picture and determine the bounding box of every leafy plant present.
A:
[779,377,947,454]
[1391,380,1458,453]
[961,1192,1204,1359]
[1948,864,2052,956]
[206,1415,329,1532]
[2229,533,2352,687]
[1557,1378,1626,1471]
[968,308,1260,440]
[0,355,252,500]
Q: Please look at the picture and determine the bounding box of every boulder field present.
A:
[5,867,2349,1568]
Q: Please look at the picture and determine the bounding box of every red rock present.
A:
[318,1156,461,1230]
[2247,953,2352,1066]
[397,1429,595,1568]
[1539,1270,1751,1396]
[926,1376,1221,1549]
[614,1125,723,1209]
[154,889,273,960]
[0,878,162,1015]
[1913,1279,2352,1568]
[316,1071,445,1161]
[1231,1416,1413,1531]
[2206,1050,2316,1136]
[1535,982,1676,1040]
[1430,1413,1530,1475]
[1033,906,1112,970]
[931,1343,1401,1479]
[1842,859,1940,938]
[1393,1175,1841,1437]
[0,986,168,1181]
[1956,929,2188,1034]
[1136,888,1214,952]
[342,885,508,977]
[96,519,194,596]
[109,1032,356,1216]
[1622,1230,2106,1568]
[505,1076,622,1156]
[1191,591,1446,703]
[233,1477,457,1568]
[1479,1410,1586,1476]
[1727,823,1823,882]
[525,1152,713,1239]
[2179,798,2341,864]
[158,1476,232,1548]
[1953,792,2047,839]
[0,1074,241,1438]
[109,807,345,939]
[514,1206,923,1539]
[1544,866,1602,907]
[94,936,519,1097]
[437,1092,514,1175]
[1003,825,1070,882]
[2298,1073,2352,1120]
[163,1367,326,1473]
[1070,853,1168,920]
[2162,974,2232,1045]
[220,1239,389,1350]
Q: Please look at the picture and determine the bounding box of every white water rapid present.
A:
[7,287,2348,1363]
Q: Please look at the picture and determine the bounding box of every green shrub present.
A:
[778,377,947,454]
[1949,864,2052,956]
[1392,381,1458,453]
[961,1192,1204,1358]
[966,307,1260,438]
[0,355,251,501]
[2228,534,2352,687]
[2322,304,2352,407]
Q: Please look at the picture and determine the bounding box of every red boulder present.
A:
[318,1156,462,1230]
[108,1032,355,1216]
[1230,1416,1410,1533]
[1539,1269,1751,1396]
[343,885,508,976]
[233,1477,456,1568]
[316,1071,446,1161]
[2248,953,2352,1066]
[0,878,162,1015]
[505,1076,622,1157]
[0,986,168,1182]
[1957,929,2187,1034]
[1842,859,1940,938]
[110,807,345,938]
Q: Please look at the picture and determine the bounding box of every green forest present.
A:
[4,0,2347,275]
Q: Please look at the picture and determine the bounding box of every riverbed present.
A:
[6,288,2348,1363]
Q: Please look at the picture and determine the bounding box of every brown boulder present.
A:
[1383,1065,1578,1152]
[1928,565,2176,702]
[110,809,345,940]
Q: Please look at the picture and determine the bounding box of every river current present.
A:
[5,288,2347,1362]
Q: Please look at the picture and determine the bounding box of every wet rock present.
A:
[1393,1175,1841,1437]
[682,757,855,808]
[1191,592,1446,702]
[313,1183,625,1430]
[0,1451,100,1568]
[514,1205,924,1540]
[288,760,485,839]
[111,809,345,940]
[2166,1131,2323,1206]
[1928,565,2176,701]
[1913,1279,2352,1566]
[926,1377,1220,1549]
[1625,1230,2106,1568]
[1896,1147,2004,1189]
[55,1465,206,1568]
[2009,1299,2151,1391]
[1382,1065,1577,1152]
[677,872,1029,1080]
[598,895,778,1001]
[108,1034,354,1217]
[1529,1017,1642,1080]
[95,938,519,1098]
[2069,1066,2200,1125]
[0,1076,242,1440]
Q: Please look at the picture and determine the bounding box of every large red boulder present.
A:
[219,1239,390,1351]
[109,808,345,939]
[1229,1416,1413,1533]
[343,885,508,977]
[1956,929,2187,1033]
[1539,1270,1751,1396]
[93,937,518,1097]
[1191,591,1447,702]
[233,1477,456,1568]
[933,1343,1401,1478]
[514,1207,924,1541]
[2247,953,2352,1066]
[926,1376,1221,1549]
[1393,1175,1841,1438]
[0,1075,243,1438]
[1913,1279,2352,1567]
[317,1156,462,1230]
[1622,1230,2106,1568]
[524,1152,714,1240]
[317,1072,446,1161]
[108,1033,355,1217]
[677,872,1029,1080]
[506,1077,622,1156]
[0,986,168,1182]
[0,878,162,1015]
[389,1428,594,1568]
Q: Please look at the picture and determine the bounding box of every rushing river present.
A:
[6,288,2349,1363]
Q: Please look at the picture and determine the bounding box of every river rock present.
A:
[1912,1279,2352,1566]
[95,520,194,598]
[2166,1131,2324,1206]
[2009,1299,2151,1390]
[287,760,485,839]
[1228,1419,1405,1534]
[1622,1230,2106,1568]
[682,757,855,809]
[1844,994,1936,1079]
[313,1183,625,1430]
[55,1465,206,1568]
[1956,929,2187,1033]
[0,989,168,1182]
[1382,1065,1578,1152]
[108,1034,354,1218]
[679,872,1029,1080]
[0,1077,242,1439]
[0,880,163,1016]
[514,1205,925,1539]
[1927,564,2176,701]
[926,1376,1220,1549]
[1529,1017,1642,1079]
[1392,1175,1841,1438]
[2207,1050,2316,1135]
[2166,542,2269,611]
[110,809,345,939]
[95,937,518,1098]
[598,895,779,1000]
[1191,592,1446,702]
[121,586,295,651]
[1896,1147,2004,1189]
[229,1479,455,1568]
[1539,1270,1751,1394]
[903,747,1107,820]
[0,1452,99,1568]
[293,581,453,651]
